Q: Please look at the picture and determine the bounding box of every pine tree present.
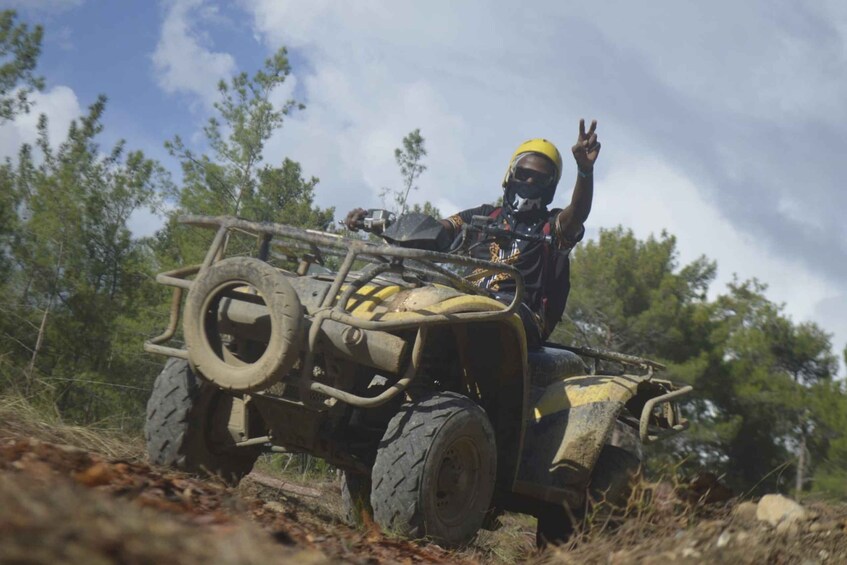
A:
[0,10,44,123]
[159,47,333,266]
[3,96,169,424]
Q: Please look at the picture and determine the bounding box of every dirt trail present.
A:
[2,409,847,564]
[0,436,474,564]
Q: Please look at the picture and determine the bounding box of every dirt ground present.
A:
[2,399,847,564]
[0,436,485,564]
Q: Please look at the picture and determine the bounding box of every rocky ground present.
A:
[1,397,846,564]
[544,493,847,564]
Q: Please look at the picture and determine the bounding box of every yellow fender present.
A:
[514,374,646,506]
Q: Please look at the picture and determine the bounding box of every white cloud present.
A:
[596,153,839,321]
[152,0,237,110]
[559,1,847,124]
[234,1,847,365]
[128,206,168,239]
[240,1,547,218]
[0,85,81,159]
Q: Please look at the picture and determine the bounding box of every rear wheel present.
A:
[145,358,260,484]
[536,503,579,548]
[536,424,642,548]
[588,444,642,511]
[371,392,497,547]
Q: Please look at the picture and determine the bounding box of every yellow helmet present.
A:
[501,138,563,189]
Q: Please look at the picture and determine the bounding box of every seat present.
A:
[527,347,587,388]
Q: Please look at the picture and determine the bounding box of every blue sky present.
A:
[3,0,847,365]
[5,0,258,165]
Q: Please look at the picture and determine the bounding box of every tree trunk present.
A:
[26,241,64,393]
[795,432,806,499]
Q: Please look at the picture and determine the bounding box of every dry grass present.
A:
[462,512,539,564]
[544,476,724,562]
[0,394,144,460]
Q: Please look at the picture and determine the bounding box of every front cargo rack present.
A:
[144,215,527,409]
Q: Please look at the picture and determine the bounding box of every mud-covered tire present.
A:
[145,358,259,484]
[536,503,578,549]
[371,392,497,547]
[536,424,642,548]
[340,471,373,526]
[183,257,302,392]
[588,444,642,510]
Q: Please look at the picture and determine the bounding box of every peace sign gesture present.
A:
[571,119,601,174]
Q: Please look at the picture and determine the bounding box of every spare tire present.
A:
[183,257,302,392]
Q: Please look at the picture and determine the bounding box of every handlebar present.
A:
[465,215,552,245]
[344,209,551,255]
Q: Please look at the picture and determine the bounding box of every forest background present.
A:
[1,10,846,500]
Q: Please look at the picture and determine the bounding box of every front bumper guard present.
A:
[639,385,692,443]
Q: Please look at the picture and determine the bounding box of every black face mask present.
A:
[510,179,548,200]
[504,179,552,214]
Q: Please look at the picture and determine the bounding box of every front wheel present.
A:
[145,358,260,484]
[340,470,373,526]
[371,392,497,547]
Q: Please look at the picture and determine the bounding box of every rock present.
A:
[756,494,808,527]
[681,547,702,559]
[776,520,800,537]
[810,520,840,533]
[264,501,286,513]
[733,501,759,526]
[716,530,731,548]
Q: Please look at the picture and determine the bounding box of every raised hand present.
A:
[571,119,601,174]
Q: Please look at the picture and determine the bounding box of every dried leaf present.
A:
[73,462,114,487]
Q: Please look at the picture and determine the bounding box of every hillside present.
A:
[1,396,846,564]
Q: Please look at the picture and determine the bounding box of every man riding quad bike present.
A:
[348,119,598,348]
[143,125,690,548]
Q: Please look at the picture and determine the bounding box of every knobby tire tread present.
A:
[371,391,496,547]
[145,358,258,483]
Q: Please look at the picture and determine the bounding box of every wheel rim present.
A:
[433,436,482,526]
[200,281,271,368]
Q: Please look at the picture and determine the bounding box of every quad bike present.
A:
[143,211,691,547]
